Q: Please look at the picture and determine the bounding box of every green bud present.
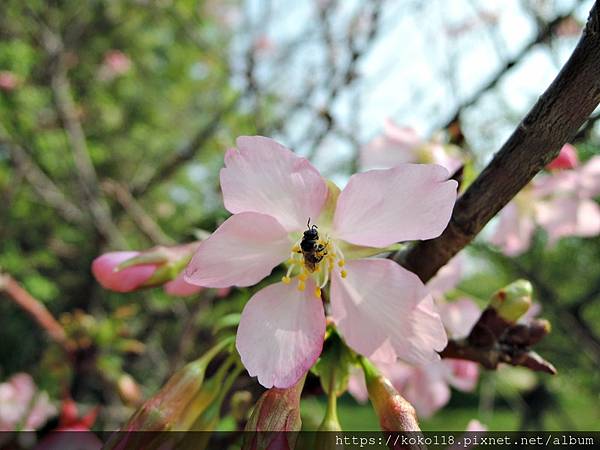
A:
[489,279,532,323]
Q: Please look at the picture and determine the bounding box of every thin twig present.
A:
[101,179,175,246]
[0,272,72,353]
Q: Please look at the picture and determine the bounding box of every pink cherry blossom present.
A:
[0,373,56,431]
[348,297,480,418]
[491,149,600,256]
[360,119,464,174]
[185,136,458,388]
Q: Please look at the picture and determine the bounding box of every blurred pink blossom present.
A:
[0,71,19,91]
[360,119,464,174]
[98,50,131,80]
[185,136,457,388]
[491,148,600,256]
[163,272,204,297]
[0,373,56,431]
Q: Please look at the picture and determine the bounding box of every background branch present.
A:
[0,272,72,354]
[395,0,600,283]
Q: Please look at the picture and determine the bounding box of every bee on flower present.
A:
[184,136,458,388]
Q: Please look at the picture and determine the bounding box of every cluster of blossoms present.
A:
[348,257,481,417]
[183,136,458,388]
[491,144,600,256]
[360,118,466,175]
[0,373,56,432]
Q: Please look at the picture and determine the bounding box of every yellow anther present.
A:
[297,281,306,291]
[292,245,300,252]
[338,259,345,267]
[314,287,322,298]
[340,270,347,279]
[282,276,291,284]
[298,272,308,281]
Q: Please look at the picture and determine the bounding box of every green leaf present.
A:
[312,332,356,396]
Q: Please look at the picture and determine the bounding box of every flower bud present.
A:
[547,144,578,170]
[489,279,532,323]
[117,374,143,407]
[118,340,229,432]
[242,377,304,450]
[360,358,421,433]
[92,243,200,293]
[527,318,551,345]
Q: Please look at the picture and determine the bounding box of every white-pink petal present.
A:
[333,164,457,248]
[184,212,290,288]
[536,197,600,243]
[490,202,535,256]
[444,359,479,392]
[236,280,326,389]
[220,136,328,231]
[439,298,481,339]
[330,259,447,365]
[426,256,463,300]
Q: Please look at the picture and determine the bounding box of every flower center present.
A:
[281,228,346,298]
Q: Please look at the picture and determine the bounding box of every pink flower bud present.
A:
[547,144,579,170]
[92,243,202,293]
[117,374,143,407]
[91,251,157,292]
[243,377,304,450]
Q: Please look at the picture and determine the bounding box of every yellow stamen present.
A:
[341,270,347,279]
[298,272,308,281]
[282,276,291,284]
[314,287,321,298]
[297,281,305,291]
[292,244,300,252]
[338,259,345,267]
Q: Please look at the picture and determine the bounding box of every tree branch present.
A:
[130,96,240,198]
[395,0,600,283]
[0,272,73,353]
[101,179,175,246]
[1,138,87,224]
